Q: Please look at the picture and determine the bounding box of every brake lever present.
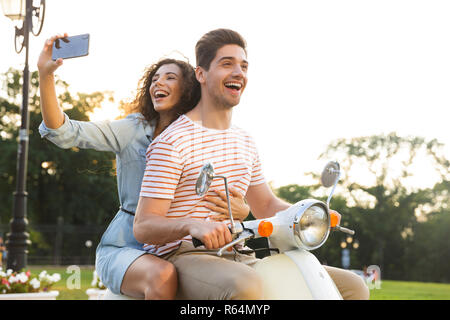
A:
[217,230,254,256]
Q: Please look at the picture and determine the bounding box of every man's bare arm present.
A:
[133,196,232,249]
[245,183,291,219]
[133,196,189,245]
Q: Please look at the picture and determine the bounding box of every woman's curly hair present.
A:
[129,58,200,129]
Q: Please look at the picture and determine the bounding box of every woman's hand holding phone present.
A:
[37,33,69,130]
[37,33,68,76]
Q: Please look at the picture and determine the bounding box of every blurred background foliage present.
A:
[1,69,449,282]
[0,69,118,263]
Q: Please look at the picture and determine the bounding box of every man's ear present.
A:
[195,66,206,84]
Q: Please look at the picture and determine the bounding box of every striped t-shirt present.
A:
[139,114,265,256]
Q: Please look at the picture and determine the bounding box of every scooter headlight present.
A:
[294,203,330,250]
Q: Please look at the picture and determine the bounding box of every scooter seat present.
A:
[102,288,142,300]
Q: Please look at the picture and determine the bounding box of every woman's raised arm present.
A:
[37,33,68,129]
[37,33,145,154]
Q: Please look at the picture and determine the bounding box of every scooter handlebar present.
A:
[191,223,243,248]
[334,225,355,235]
[192,228,253,255]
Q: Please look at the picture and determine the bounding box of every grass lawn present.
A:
[23,266,450,300]
[28,265,96,300]
[369,280,450,300]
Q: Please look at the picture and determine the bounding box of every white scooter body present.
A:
[253,250,342,300]
[102,288,139,300]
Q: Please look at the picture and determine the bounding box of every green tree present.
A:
[404,180,450,282]
[319,133,450,280]
[272,134,449,282]
[0,68,119,260]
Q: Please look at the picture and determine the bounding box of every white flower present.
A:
[16,273,28,283]
[47,273,60,283]
[30,278,40,289]
[38,271,48,281]
[6,269,13,276]
[8,275,17,284]
[51,273,61,282]
[0,271,6,277]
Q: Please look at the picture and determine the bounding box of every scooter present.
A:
[103,161,354,300]
[192,160,355,300]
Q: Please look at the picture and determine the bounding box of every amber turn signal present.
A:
[258,220,273,237]
[330,210,340,228]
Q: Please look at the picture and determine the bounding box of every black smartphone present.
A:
[52,34,90,61]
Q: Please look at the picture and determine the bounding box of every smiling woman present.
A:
[36,33,209,299]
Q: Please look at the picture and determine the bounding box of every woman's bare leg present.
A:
[120,254,177,300]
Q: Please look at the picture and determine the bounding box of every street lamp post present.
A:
[1,0,45,271]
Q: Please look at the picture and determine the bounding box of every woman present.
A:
[37,34,250,299]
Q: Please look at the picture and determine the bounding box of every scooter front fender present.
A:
[253,249,342,300]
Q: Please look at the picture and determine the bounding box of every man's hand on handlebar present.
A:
[189,220,233,250]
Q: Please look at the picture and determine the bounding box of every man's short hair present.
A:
[195,28,247,71]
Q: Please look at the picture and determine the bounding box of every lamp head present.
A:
[1,0,25,21]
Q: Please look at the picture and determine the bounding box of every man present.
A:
[134,28,369,300]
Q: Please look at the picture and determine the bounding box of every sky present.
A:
[1,0,450,189]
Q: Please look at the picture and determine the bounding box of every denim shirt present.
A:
[38,112,155,213]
